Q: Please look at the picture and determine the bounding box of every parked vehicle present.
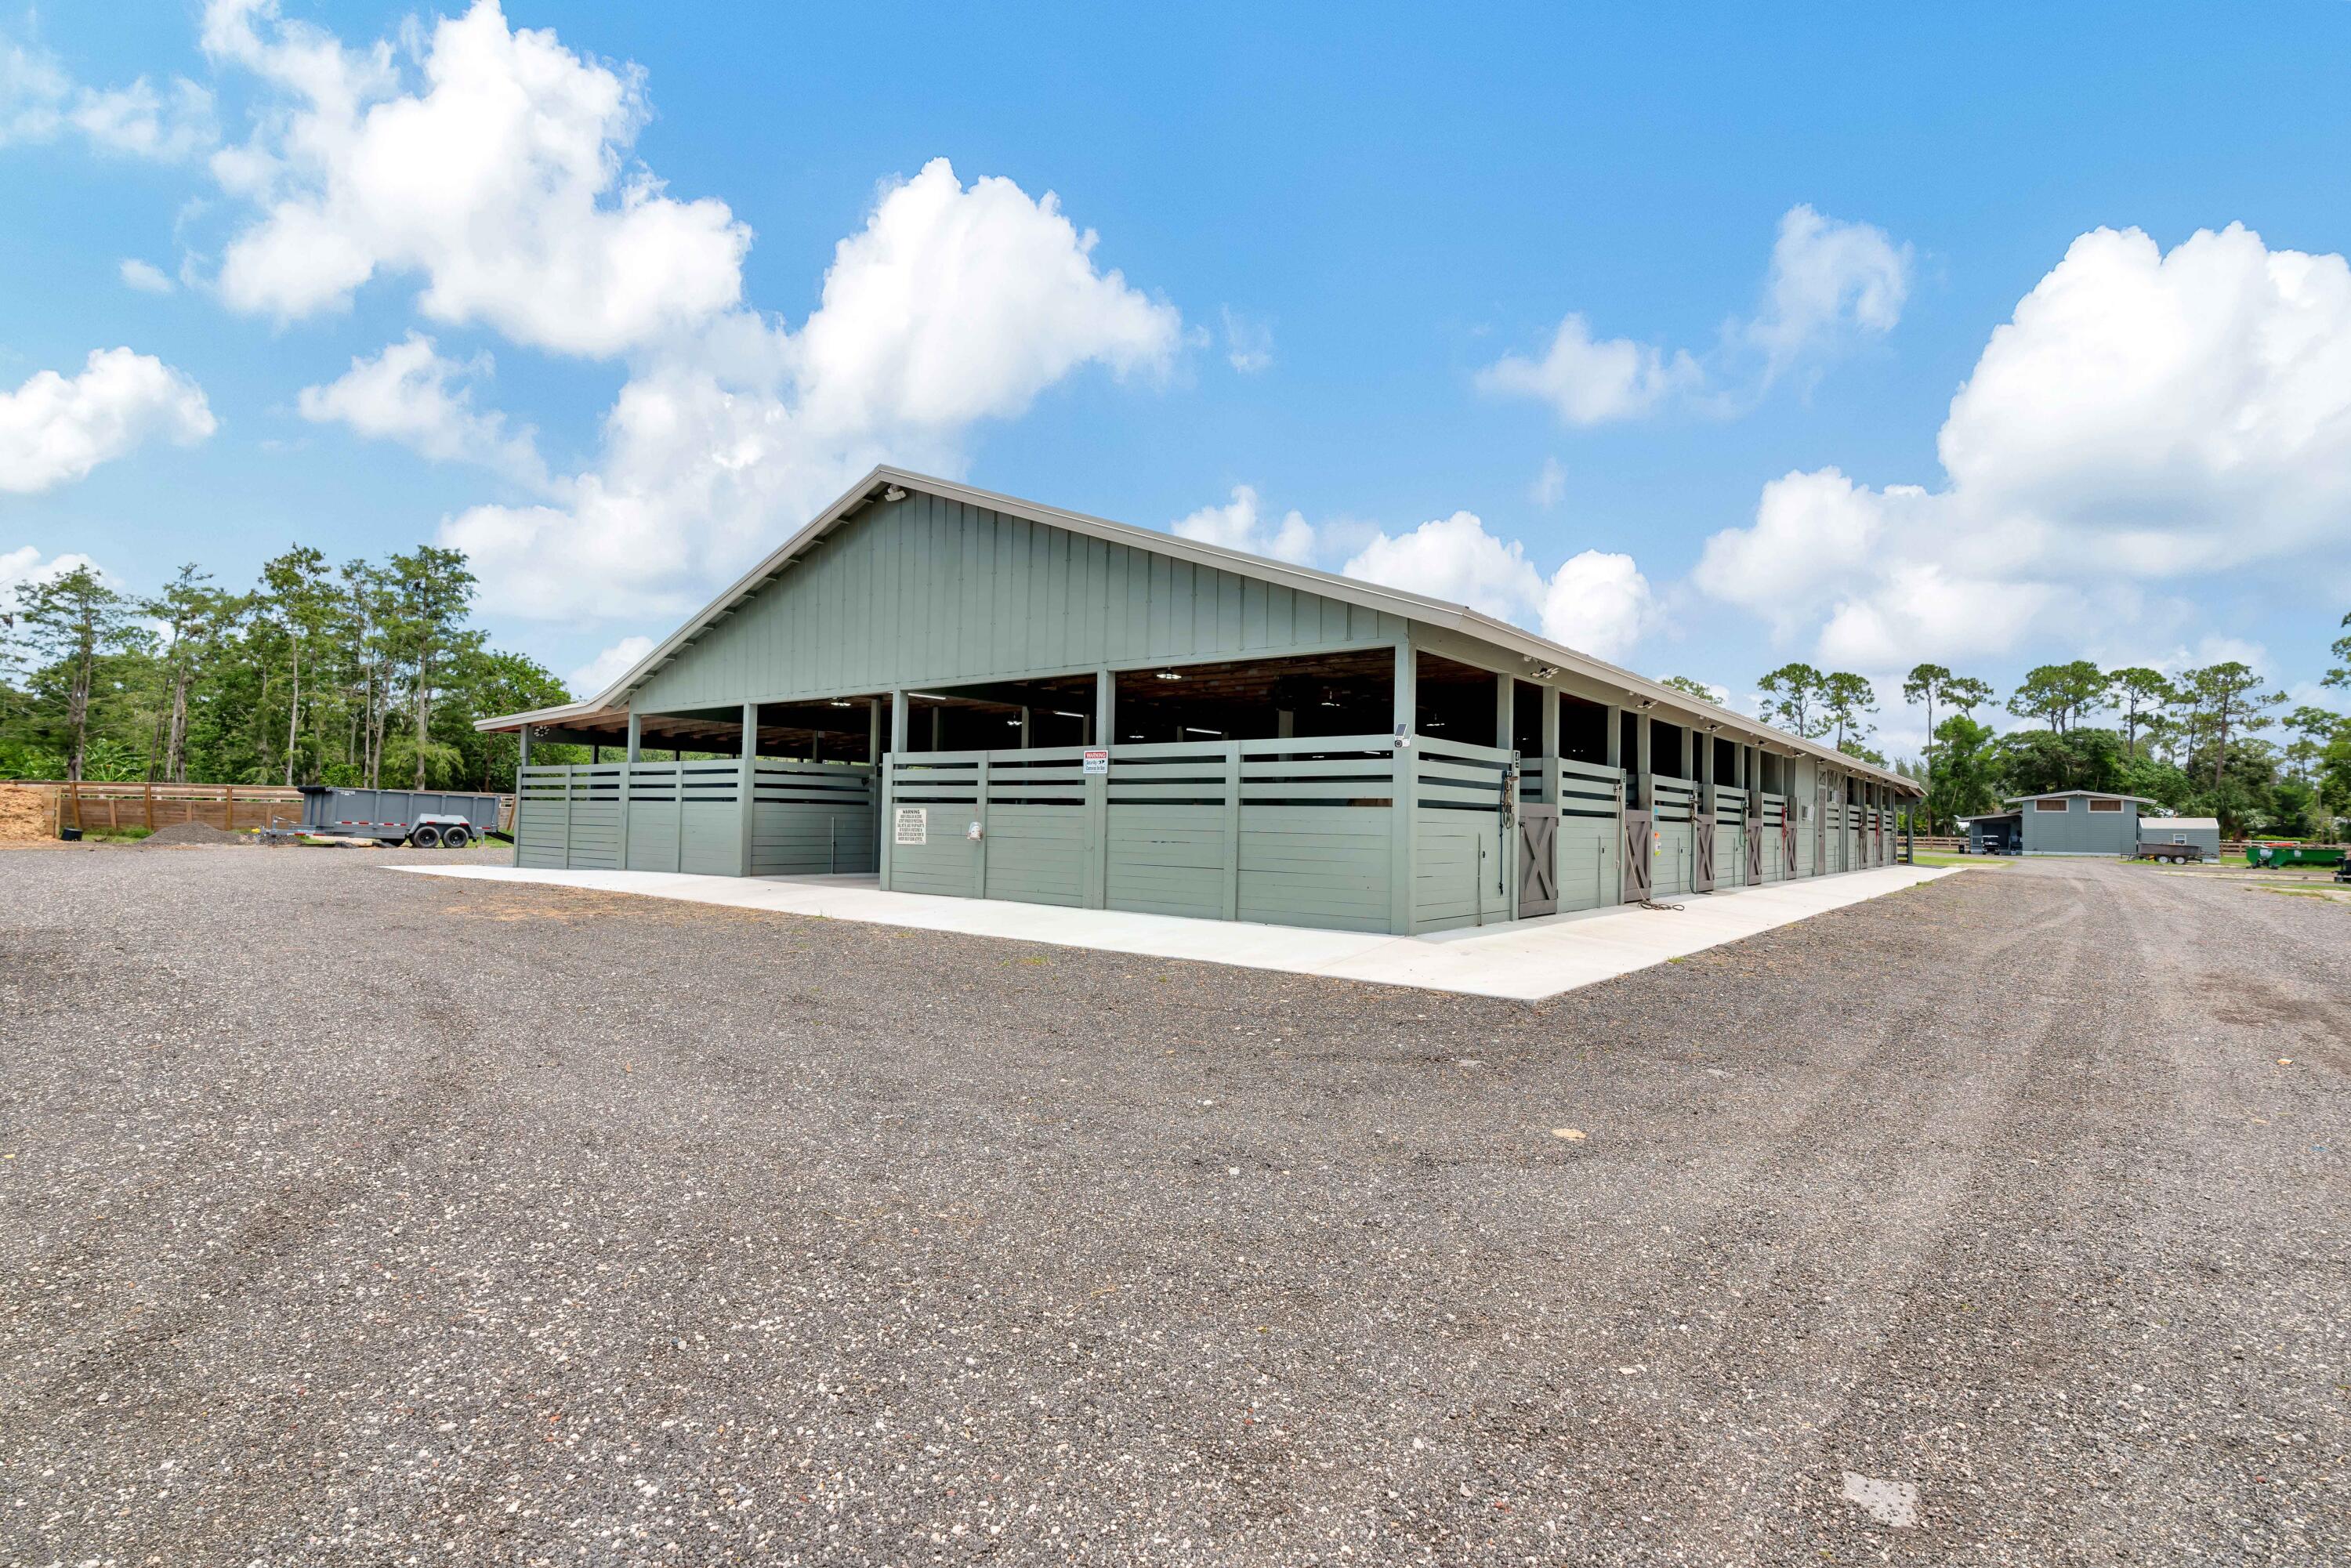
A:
[288,785,507,847]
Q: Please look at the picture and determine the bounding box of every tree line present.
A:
[1665,629,2351,839]
[0,549,571,791]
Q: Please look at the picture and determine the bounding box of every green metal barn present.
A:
[479,469,1922,935]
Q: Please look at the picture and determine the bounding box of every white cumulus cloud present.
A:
[0,34,213,159]
[0,545,103,608]
[1476,313,1700,426]
[297,333,543,483]
[444,154,1182,619]
[1341,512,1658,662]
[1742,205,1911,382]
[0,348,216,494]
[568,634,652,698]
[118,259,176,294]
[1695,223,2351,668]
[192,5,1186,621]
[1538,548,1660,662]
[1481,204,1910,424]
[1172,485,1316,564]
[202,0,748,354]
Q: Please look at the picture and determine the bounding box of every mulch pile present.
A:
[0,785,59,845]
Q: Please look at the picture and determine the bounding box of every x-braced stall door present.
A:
[1781,817,1798,877]
[1516,803,1558,918]
[1746,814,1765,883]
[1692,812,1715,893]
[1622,809,1654,902]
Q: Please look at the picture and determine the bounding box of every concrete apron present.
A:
[391,862,1959,1001]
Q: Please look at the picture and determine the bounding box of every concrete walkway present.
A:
[393,860,1958,1000]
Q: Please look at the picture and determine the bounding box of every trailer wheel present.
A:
[440,826,472,849]
[411,824,443,849]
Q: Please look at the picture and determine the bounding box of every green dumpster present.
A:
[2247,841,2346,867]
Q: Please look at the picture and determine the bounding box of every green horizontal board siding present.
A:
[983,804,1088,907]
[680,802,741,876]
[1652,821,1694,896]
[751,802,876,875]
[889,817,978,896]
[1715,822,1744,887]
[635,493,1408,712]
[1106,806,1226,920]
[1556,817,1616,912]
[1236,805,1392,932]
[625,804,681,872]
[1411,812,1500,933]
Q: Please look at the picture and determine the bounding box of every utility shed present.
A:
[2005,791,2154,856]
[2139,816,2220,860]
[478,468,1924,935]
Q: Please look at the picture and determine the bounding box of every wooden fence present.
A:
[35,781,306,834]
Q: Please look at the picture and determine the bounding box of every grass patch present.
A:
[77,826,154,844]
[1911,852,2005,867]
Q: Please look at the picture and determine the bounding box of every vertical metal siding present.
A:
[633,494,1404,712]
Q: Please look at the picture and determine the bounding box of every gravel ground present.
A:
[1,846,2343,1566]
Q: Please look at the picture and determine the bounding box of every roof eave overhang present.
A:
[476,465,1923,795]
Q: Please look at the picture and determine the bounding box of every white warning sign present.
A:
[893,806,928,846]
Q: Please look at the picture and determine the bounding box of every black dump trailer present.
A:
[293,785,506,847]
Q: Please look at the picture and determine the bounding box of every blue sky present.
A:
[5,0,2348,755]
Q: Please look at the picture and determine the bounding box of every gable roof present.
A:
[484,465,1922,794]
[2003,790,2157,805]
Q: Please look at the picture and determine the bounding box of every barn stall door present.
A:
[1622,809,1653,902]
[1516,802,1558,918]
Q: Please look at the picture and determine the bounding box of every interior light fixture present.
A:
[828,700,853,708]
[1154,669,1183,681]
[1183,726,1222,736]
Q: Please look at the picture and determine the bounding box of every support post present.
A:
[1019,705,1032,749]
[881,692,907,891]
[1634,711,1653,811]
[513,724,529,867]
[971,752,989,899]
[737,701,758,877]
[868,697,883,766]
[1390,643,1417,935]
[1222,741,1243,921]
[1495,673,1514,753]
[1096,668,1115,748]
[618,712,642,870]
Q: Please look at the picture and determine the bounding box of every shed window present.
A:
[2034,798,2069,811]
[2088,798,2123,812]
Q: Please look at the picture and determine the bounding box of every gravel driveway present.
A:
[2,847,2343,1564]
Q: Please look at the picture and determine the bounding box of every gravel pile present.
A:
[135,819,248,847]
[0,851,2342,1564]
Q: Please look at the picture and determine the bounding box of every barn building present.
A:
[479,469,1922,935]
[1965,790,2161,857]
